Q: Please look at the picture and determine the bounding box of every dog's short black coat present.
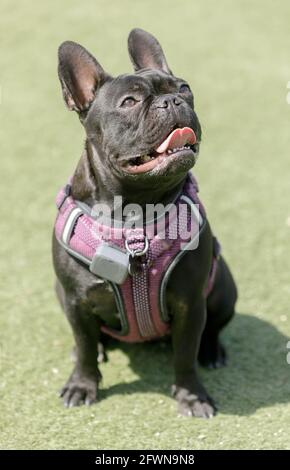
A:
[53,28,237,418]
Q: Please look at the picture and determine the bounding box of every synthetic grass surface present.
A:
[1,0,290,450]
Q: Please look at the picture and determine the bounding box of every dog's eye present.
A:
[179,84,191,94]
[121,97,138,108]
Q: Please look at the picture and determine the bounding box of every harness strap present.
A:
[125,231,156,337]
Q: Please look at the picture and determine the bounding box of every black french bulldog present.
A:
[53,28,237,418]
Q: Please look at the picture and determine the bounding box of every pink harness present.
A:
[54,173,219,343]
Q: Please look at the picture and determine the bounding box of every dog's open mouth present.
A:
[121,127,198,174]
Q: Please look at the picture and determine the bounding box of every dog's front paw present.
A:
[60,369,100,408]
[172,385,217,418]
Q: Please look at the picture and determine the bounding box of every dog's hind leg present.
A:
[198,256,238,368]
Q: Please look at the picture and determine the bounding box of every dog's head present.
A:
[58,29,201,193]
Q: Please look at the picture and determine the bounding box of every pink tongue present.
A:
[156,127,196,154]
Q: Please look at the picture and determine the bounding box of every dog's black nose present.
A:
[155,94,182,108]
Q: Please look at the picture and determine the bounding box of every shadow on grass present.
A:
[101,313,290,416]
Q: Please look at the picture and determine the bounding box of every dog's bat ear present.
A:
[58,41,109,113]
[128,28,172,74]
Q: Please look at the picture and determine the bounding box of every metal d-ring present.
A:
[125,236,149,257]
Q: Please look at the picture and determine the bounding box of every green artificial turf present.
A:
[1,0,290,450]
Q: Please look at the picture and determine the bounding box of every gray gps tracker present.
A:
[89,243,130,284]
